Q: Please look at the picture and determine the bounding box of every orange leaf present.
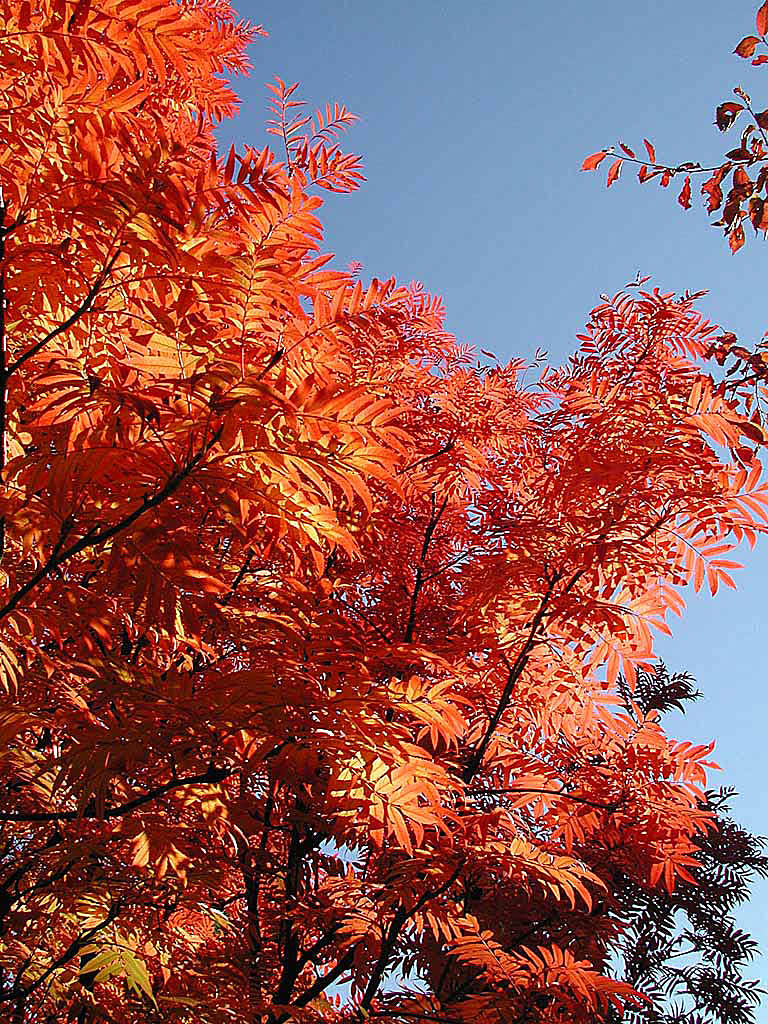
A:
[606,158,622,188]
[677,175,692,209]
[735,35,761,57]
[581,150,608,171]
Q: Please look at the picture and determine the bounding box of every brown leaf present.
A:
[734,167,752,186]
[750,196,768,230]
[716,102,744,131]
[741,419,766,443]
[677,176,692,209]
[702,172,724,213]
[735,35,760,57]
[723,196,743,225]
[730,221,746,252]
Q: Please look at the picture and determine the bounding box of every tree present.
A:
[581,4,768,1021]
[1,2,768,1022]
[610,668,768,1024]
[582,1,768,396]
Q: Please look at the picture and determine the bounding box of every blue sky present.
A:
[222,0,768,1001]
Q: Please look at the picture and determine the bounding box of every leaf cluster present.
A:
[0,3,766,1024]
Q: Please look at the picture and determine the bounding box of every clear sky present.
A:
[221,0,768,1004]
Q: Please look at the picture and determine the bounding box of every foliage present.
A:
[611,669,768,1024]
[583,1,768,437]
[583,0,768,256]
[583,6,768,1020]
[1,1,767,1022]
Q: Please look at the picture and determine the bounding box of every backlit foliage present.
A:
[584,0,768,256]
[1,2,767,1022]
[584,1,768,451]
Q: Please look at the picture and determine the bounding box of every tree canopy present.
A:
[0,1,767,1022]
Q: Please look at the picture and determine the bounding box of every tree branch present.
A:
[221,547,254,606]
[0,425,223,622]
[0,765,232,823]
[397,440,455,477]
[0,900,124,1002]
[357,862,466,1017]
[462,571,565,783]
[404,493,449,644]
[288,947,355,1010]
[7,250,120,377]
[466,786,626,812]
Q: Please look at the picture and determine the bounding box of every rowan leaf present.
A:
[0,4,764,1023]
[715,101,744,130]
[581,150,608,171]
[606,158,622,187]
[678,175,692,209]
[735,35,761,57]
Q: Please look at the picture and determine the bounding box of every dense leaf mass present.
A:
[0,2,766,1022]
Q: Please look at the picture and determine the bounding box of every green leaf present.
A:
[122,951,157,1008]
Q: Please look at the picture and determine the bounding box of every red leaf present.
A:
[581,150,608,171]
[735,35,760,57]
[750,195,768,230]
[224,143,236,182]
[702,172,724,213]
[730,221,746,252]
[67,0,92,32]
[755,109,768,129]
[619,142,636,158]
[733,166,752,187]
[753,54,768,64]
[758,0,768,36]
[715,102,744,131]
[677,175,692,209]
[606,158,622,188]
[643,138,656,163]
[648,862,663,888]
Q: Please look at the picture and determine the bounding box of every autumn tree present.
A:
[609,668,768,1024]
[2,2,768,1023]
[580,4,768,1020]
